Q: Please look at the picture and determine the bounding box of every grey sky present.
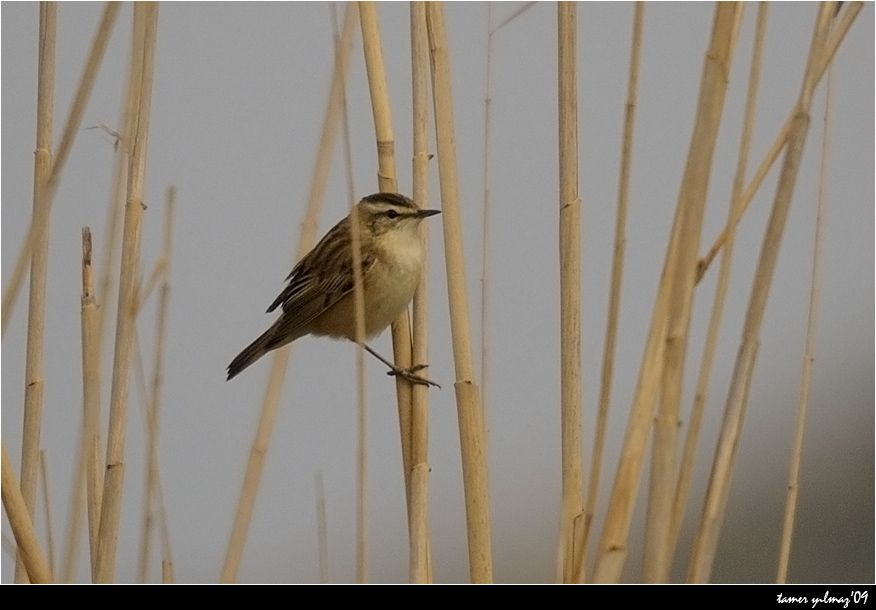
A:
[2,2,873,583]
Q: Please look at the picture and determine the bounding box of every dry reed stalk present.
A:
[350,111,370,575]
[3,443,53,583]
[358,3,420,519]
[480,2,494,443]
[408,462,430,582]
[44,7,130,582]
[81,226,104,577]
[668,2,768,563]
[696,116,792,284]
[695,2,862,284]
[776,39,833,583]
[478,4,537,426]
[814,2,863,79]
[94,3,159,582]
[336,4,369,581]
[687,4,835,583]
[80,151,129,564]
[359,2,397,196]
[776,53,834,587]
[219,5,357,583]
[556,1,584,584]
[490,1,537,34]
[592,4,741,583]
[585,2,643,558]
[98,71,137,348]
[315,471,329,583]
[38,450,56,574]
[426,2,493,582]
[15,1,55,584]
[154,476,174,583]
[3,3,120,337]
[643,4,742,583]
[592,243,669,581]
[58,228,102,583]
[409,0,432,583]
[59,449,86,582]
[96,161,125,339]
[161,560,173,583]
[137,187,176,582]
[134,263,165,313]
[344,156,368,580]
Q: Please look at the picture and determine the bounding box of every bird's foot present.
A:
[387,364,441,389]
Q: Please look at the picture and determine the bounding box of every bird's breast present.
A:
[363,232,424,336]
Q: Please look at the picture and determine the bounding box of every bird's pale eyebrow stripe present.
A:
[361,192,415,209]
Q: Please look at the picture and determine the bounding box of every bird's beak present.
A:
[415,209,441,218]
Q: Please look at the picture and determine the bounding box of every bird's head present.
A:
[356,192,441,237]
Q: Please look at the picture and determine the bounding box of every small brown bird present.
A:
[227,193,440,386]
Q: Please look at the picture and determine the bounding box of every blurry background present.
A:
[2,2,872,583]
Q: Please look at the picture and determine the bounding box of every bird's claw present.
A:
[387,364,440,389]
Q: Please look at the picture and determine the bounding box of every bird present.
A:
[227,192,441,387]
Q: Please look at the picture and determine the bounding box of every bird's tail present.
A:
[227,327,276,380]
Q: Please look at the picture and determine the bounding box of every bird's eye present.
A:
[385,209,400,219]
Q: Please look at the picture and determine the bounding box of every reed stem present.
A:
[39,450,56,575]
[81,225,104,581]
[409,0,433,583]
[668,2,768,564]
[642,4,742,583]
[426,2,493,582]
[16,1,55,583]
[219,5,357,582]
[695,2,862,284]
[137,187,177,582]
[687,4,835,582]
[94,3,159,582]
[338,4,369,582]
[593,3,742,583]
[3,2,119,337]
[585,2,643,563]
[776,33,835,587]
[358,5,419,532]
[2,443,53,583]
[556,1,584,584]
[315,471,329,583]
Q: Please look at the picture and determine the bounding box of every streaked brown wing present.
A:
[264,216,375,346]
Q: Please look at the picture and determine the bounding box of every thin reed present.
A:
[219,4,357,583]
[775,57,834,585]
[593,3,743,583]
[426,1,493,583]
[409,0,433,583]
[2,443,53,583]
[585,1,644,558]
[315,471,329,583]
[137,187,177,582]
[338,3,369,582]
[697,2,861,282]
[38,450,55,574]
[642,4,742,583]
[358,6,421,540]
[94,3,159,582]
[358,1,406,582]
[79,226,104,578]
[556,1,584,584]
[668,2,769,564]
[688,3,835,582]
[15,1,55,584]
[3,3,119,339]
